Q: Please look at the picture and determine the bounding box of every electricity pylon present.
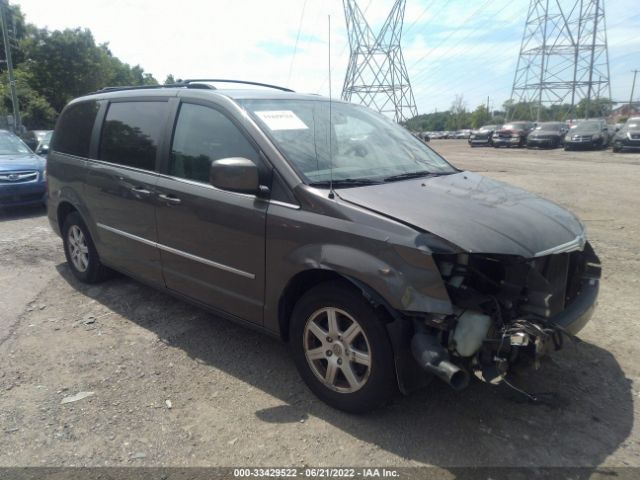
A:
[341,0,418,123]
[508,0,611,121]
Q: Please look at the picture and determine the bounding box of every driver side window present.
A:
[170,103,259,183]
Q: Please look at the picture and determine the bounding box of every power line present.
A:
[287,0,309,85]
[406,0,495,71]
[403,0,442,37]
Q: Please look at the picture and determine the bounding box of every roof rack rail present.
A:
[94,79,294,94]
[180,79,294,92]
[95,82,215,94]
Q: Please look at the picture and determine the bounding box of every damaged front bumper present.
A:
[390,242,601,393]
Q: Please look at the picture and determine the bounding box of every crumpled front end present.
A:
[407,242,601,388]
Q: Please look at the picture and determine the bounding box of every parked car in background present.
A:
[468,125,501,147]
[564,119,609,150]
[454,130,472,140]
[35,131,53,158]
[21,130,52,151]
[46,81,600,412]
[526,122,568,149]
[611,117,640,152]
[492,121,535,147]
[0,130,47,208]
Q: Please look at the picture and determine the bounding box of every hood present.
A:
[337,172,584,258]
[0,154,44,172]
[530,130,561,137]
[496,128,524,135]
[473,130,492,137]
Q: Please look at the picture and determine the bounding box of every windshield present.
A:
[573,121,601,133]
[239,99,457,185]
[479,125,498,131]
[502,123,528,130]
[536,123,563,131]
[0,132,32,155]
[626,122,640,130]
[41,131,53,144]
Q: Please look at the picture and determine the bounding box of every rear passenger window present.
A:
[99,101,168,171]
[170,103,259,183]
[52,101,99,157]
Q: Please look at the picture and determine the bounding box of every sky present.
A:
[14,0,640,115]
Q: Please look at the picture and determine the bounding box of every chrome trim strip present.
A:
[157,173,257,200]
[97,223,156,248]
[269,199,300,210]
[156,243,255,279]
[534,233,586,257]
[96,223,255,279]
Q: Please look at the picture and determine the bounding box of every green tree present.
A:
[447,95,470,130]
[0,4,27,67]
[470,104,492,128]
[0,9,159,129]
[19,27,157,112]
[0,69,56,129]
[574,97,613,119]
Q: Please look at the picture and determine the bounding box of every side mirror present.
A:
[210,157,259,194]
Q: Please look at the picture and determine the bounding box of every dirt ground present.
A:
[1,141,639,471]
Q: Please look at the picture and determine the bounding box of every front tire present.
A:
[290,282,397,413]
[62,212,110,283]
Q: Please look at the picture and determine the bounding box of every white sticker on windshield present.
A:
[255,110,309,131]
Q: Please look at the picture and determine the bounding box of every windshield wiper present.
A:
[308,178,382,188]
[383,171,435,182]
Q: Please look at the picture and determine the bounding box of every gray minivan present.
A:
[47,80,601,412]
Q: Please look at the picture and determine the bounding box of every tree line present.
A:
[0,4,171,130]
[404,95,614,132]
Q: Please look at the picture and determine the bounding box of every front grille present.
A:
[572,135,593,142]
[630,133,640,140]
[0,171,38,184]
[533,135,556,140]
[0,192,43,203]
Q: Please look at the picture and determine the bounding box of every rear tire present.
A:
[290,281,397,413]
[62,212,110,283]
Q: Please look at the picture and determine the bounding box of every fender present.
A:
[285,243,453,315]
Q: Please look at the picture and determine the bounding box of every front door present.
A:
[155,102,267,324]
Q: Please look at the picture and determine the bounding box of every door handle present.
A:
[130,186,152,197]
[158,193,182,205]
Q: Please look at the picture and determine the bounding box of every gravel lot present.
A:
[1,141,639,471]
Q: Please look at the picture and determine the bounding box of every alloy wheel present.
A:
[303,307,372,393]
[68,225,89,272]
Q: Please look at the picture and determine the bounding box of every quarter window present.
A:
[99,101,168,171]
[52,101,99,157]
[170,103,259,183]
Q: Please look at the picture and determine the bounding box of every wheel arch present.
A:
[277,268,396,343]
[57,201,79,233]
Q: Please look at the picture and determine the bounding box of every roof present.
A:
[71,86,335,105]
